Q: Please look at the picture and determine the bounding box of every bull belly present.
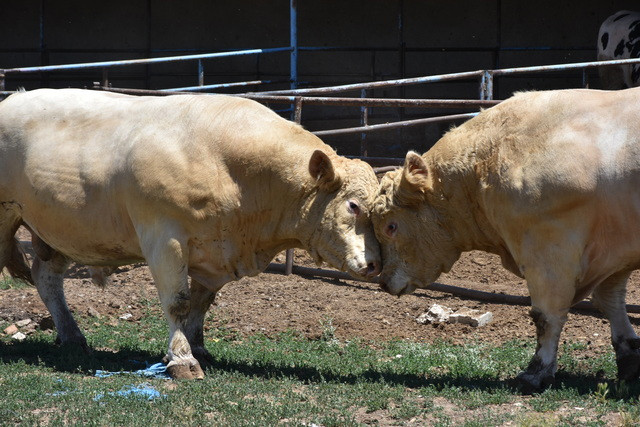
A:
[23,214,142,266]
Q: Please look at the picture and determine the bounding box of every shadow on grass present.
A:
[3,337,638,400]
[0,337,164,375]
[203,354,640,399]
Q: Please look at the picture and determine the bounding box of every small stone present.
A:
[11,332,26,341]
[4,324,18,335]
[119,313,133,320]
[16,318,32,327]
[87,306,101,318]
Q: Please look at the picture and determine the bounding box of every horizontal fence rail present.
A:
[313,113,479,136]
[0,47,292,74]
[0,47,293,91]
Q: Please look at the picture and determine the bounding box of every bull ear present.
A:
[309,150,342,191]
[397,151,431,205]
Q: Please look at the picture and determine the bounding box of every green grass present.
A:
[0,273,29,290]
[2,312,640,426]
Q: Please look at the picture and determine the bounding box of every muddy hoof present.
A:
[617,353,640,382]
[166,361,205,380]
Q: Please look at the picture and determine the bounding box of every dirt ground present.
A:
[3,228,640,363]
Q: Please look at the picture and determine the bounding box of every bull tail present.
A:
[4,236,34,285]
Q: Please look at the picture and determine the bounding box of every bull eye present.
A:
[386,222,398,237]
[347,200,361,216]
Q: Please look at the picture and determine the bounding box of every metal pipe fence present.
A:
[0,47,293,91]
[3,49,640,289]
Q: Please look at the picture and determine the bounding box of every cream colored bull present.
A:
[373,86,640,392]
[0,88,381,379]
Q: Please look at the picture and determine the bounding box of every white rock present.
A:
[416,304,453,324]
[119,313,133,320]
[16,318,32,327]
[11,332,26,341]
[449,308,493,327]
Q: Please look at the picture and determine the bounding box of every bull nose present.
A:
[358,260,381,279]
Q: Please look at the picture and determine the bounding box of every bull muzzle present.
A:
[358,260,381,279]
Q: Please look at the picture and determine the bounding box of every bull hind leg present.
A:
[30,240,87,349]
[183,279,217,367]
[139,223,204,380]
[0,212,32,285]
[591,271,640,382]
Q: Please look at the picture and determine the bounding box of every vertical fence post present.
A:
[582,69,589,88]
[479,70,493,100]
[360,89,368,157]
[198,59,204,87]
[284,96,304,276]
[290,0,298,90]
[284,0,299,276]
[293,96,303,123]
[0,72,5,91]
[101,69,109,88]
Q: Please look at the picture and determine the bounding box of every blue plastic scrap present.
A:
[94,383,166,401]
[95,362,171,380]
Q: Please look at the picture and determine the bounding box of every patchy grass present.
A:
[0,273,29,290]
[1,312,640,426]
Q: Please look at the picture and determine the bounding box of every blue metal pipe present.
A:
[290,0,298,90]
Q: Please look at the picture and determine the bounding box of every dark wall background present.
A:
[1,1,638,156]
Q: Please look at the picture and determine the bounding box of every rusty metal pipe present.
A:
[314,112,478,136]
[96,87,501,109]
[242,94,501,108]
[492,57,640,76]
[250,70,485,95]
[264,263,640,314]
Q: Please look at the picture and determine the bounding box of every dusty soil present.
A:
[3,229,640,362]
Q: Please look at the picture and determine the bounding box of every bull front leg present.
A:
[516,307,567,393]
[592,272,640,382]
[139,223,204,380]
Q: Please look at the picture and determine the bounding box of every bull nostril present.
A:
[366,261,381,277]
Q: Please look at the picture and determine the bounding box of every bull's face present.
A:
[306,150,381,280]
[372,151,459,295]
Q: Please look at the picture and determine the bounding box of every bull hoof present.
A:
[55,335,91,354]
[192,346,215,368]
[166,360,205,380]
[617,352,640,382]
[515,371,555,394]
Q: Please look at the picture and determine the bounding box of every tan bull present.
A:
[0,88,381,379]
[373,86,640,392]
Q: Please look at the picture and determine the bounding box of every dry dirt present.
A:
[3,229,640,362]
